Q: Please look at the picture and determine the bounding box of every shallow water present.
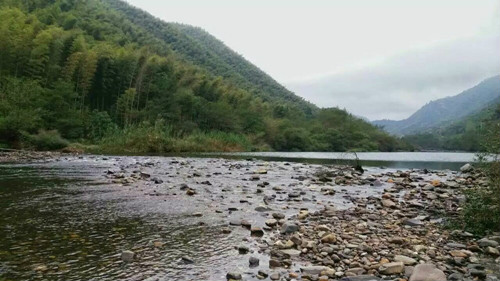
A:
[1,156,387,280]
[0,154,485,280]
[0,158,259,280]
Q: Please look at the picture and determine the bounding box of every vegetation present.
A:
[457,104,500,234]
[0,0,408,153]
[403,101,500,152]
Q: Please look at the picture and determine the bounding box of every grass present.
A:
[92,122,256,154]
[20,130,69,151]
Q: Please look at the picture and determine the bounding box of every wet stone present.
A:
[121,250,134,262]
[250,227,264,237]
[238,245,249,254]
[181,256,194,264]
[249,256,259,267]
[226,271,242,280]
[258,270,269,278]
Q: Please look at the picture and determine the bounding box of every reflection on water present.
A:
[208,152,477,170]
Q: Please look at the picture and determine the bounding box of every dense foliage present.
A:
[403,102,500,152]
[0,0,408,153]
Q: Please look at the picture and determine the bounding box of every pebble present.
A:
[281,223,299,234]
[270,272,280,280]
[226,271,242,280]
[378,261,405,275]
[249,256,259,267]
[121,250,134,262]
[394,255,417,265]
[265,219,278,227]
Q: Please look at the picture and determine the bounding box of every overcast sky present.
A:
[126,0,500,120]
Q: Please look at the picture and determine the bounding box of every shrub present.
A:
[97,120,174,154]
[459,105,500,235]
[461,186,500,235]
[86,110,117,141]
[22,130,69,151]
[95,119,254,154]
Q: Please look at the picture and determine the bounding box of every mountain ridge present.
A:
[402,97,500,151]
[104,0,317,115]
[373,75,500,135]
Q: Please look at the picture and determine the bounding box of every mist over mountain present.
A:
[373,75,500,136]
[287,36,500,121]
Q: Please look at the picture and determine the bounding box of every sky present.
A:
[126,0,500,120]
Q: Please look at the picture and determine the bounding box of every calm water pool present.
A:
[208,151,478,170]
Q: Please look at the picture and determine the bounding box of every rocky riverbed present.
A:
[0,153,499,281]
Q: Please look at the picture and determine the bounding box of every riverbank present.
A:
[0,149,68,163]
[0,153,498,280]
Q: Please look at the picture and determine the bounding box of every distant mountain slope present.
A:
[373,75,500,135]
[103,0,316,115]
[402,98,500,151]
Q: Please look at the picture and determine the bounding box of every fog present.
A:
[287,35,500,120]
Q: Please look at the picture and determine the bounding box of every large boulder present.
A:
[409,264,446,281]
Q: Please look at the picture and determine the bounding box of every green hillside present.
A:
[403,100,500,151]
[0,0,408,153]
[104,0,316,115]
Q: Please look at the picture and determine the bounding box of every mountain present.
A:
[402,99,500,151]
[0,0,407,153]
[104,0,316,115]
[373,75,500,135]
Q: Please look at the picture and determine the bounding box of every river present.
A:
[209,152,477,170]
[0,152,496,281]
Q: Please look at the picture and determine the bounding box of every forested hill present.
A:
[104,0,316,115]
[0,0,408,153]
[402,100,500,152]
[373,75,500,136]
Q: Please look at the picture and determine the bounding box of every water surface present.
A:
[210,152,477,170]
[0,158,265,281]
